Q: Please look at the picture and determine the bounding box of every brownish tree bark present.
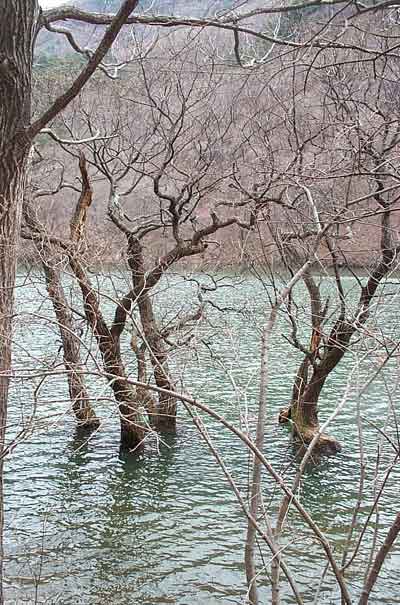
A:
[284,205,397,454]
[68,255,147,450]
[109,197,248,433]
[43,256,100,429]
[109,241,176,432]
[125,236,176,431]
[23,197,100,429]
[64,158,147,449]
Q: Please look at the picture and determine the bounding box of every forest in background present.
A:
[28,0,397,268]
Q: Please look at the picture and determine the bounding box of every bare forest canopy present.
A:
[36,0,238,60]
[30,0,396,269]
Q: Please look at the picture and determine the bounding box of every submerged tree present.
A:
[222,24,400,454]
[1,1,143,599]
[29,49,251,439]
[221,13,400,603]
[277,50,400,453]
[21,149,102,430]
[23,154,150,450]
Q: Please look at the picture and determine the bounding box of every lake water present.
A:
[4,270,400,604]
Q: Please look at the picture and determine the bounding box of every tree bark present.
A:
[23,196,100,429]
[289,319,352,454]
[288,205,395,454]
[114,236,177,432]
[43,254,100,429]
[0,1,142,598]
[0,3,40,601]
[136,290,176,431]
[69,255,146,450]
[130,334,157,424]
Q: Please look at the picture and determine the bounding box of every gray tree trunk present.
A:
[0,0,142,598]
[0,4,40,602]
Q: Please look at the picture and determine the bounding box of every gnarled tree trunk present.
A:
[0,161,30,605]
[63,156,146,449]
[43,256,100,429]
[119,236,177,432]
[69,255,146,451]
[289,320,352,455]
[283,205,396,455]
[22,198,100,429]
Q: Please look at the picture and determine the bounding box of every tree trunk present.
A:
[93,323,146,451]
[283,204,396,456]
[137,290,177,431]
[43,255,100,429]
[290,362,320,441]
[289,321,352,454]
[0,3,39,601]
[0,164,28,605]
[124,237,177,432]
[130,334,157,424]
[107,363,146,450]
[69,256,146,451]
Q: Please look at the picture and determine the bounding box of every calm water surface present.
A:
[4,271,400,604]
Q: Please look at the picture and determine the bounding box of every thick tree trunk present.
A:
[43,256,100,429]
[290,363,320,441]
[289,321,353,454]
[100,340,147,449]
[0,166,28,605]
[282,202,395,456]
[107,364,146,450]
[0,3,40,601]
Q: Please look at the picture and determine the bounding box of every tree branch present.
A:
[359,513,400,605]
[27,0,140,139]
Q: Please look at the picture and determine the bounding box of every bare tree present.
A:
[22,156,101,430]
[4,2,400,604]
[0,1,151,597]
[30,50,252,436]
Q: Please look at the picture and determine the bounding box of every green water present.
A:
[4,271,400,604]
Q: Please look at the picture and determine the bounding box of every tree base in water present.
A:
[120,425,145,453]
[293,429,342,456]
[154,415,177,432]
[75,417,101,431]
[74,408,101,431]
[278,408,342,456]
